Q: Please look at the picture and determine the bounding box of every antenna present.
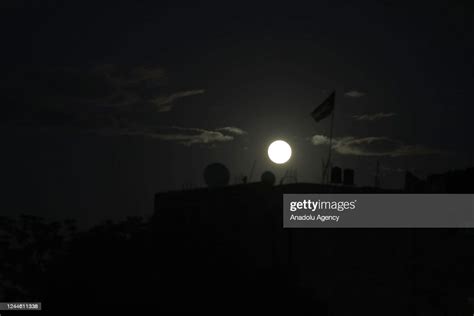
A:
[280,168,298,185]
[374,160,381,188]
[248,160,256,182]
[320,158,326,183]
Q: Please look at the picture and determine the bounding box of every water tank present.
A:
[203,163,230,188]
[331,166,342,184]
[261,171,276,186]
[343,168,354,186]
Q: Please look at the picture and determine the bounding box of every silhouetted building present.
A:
[404,171,424,192]
[343,168,354,186]
[330,166,342,184]
[152,182,413,313]
[152,170,474,314]
[404,168,474,192]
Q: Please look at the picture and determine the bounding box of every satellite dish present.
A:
[261,171,276,186]
[204,163,230,188]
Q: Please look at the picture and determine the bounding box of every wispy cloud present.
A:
[353,112,396,121]
[95,63,165,87]
[3,64,207,132]
[154,127,233,145]
[5,64,205,112]
[95,126,245,146]
[310,135,439,157]
[216,126,247,135]
[310,135,331,146]
[3,64,239,147]
[344,90,366,98]
[153,89,205,112]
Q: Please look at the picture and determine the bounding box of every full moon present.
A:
[268,140,292,164]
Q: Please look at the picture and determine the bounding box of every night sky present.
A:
[1,2,473,226]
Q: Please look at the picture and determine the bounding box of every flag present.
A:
[311,91,335,122]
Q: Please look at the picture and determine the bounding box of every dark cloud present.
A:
[353,112,396,121]
[310,135,440,157]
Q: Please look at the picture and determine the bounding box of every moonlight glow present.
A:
[268,140,292,164]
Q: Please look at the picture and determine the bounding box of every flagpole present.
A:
[320,158,326,183]
[312,91,336,185]
[324,93,335,184]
